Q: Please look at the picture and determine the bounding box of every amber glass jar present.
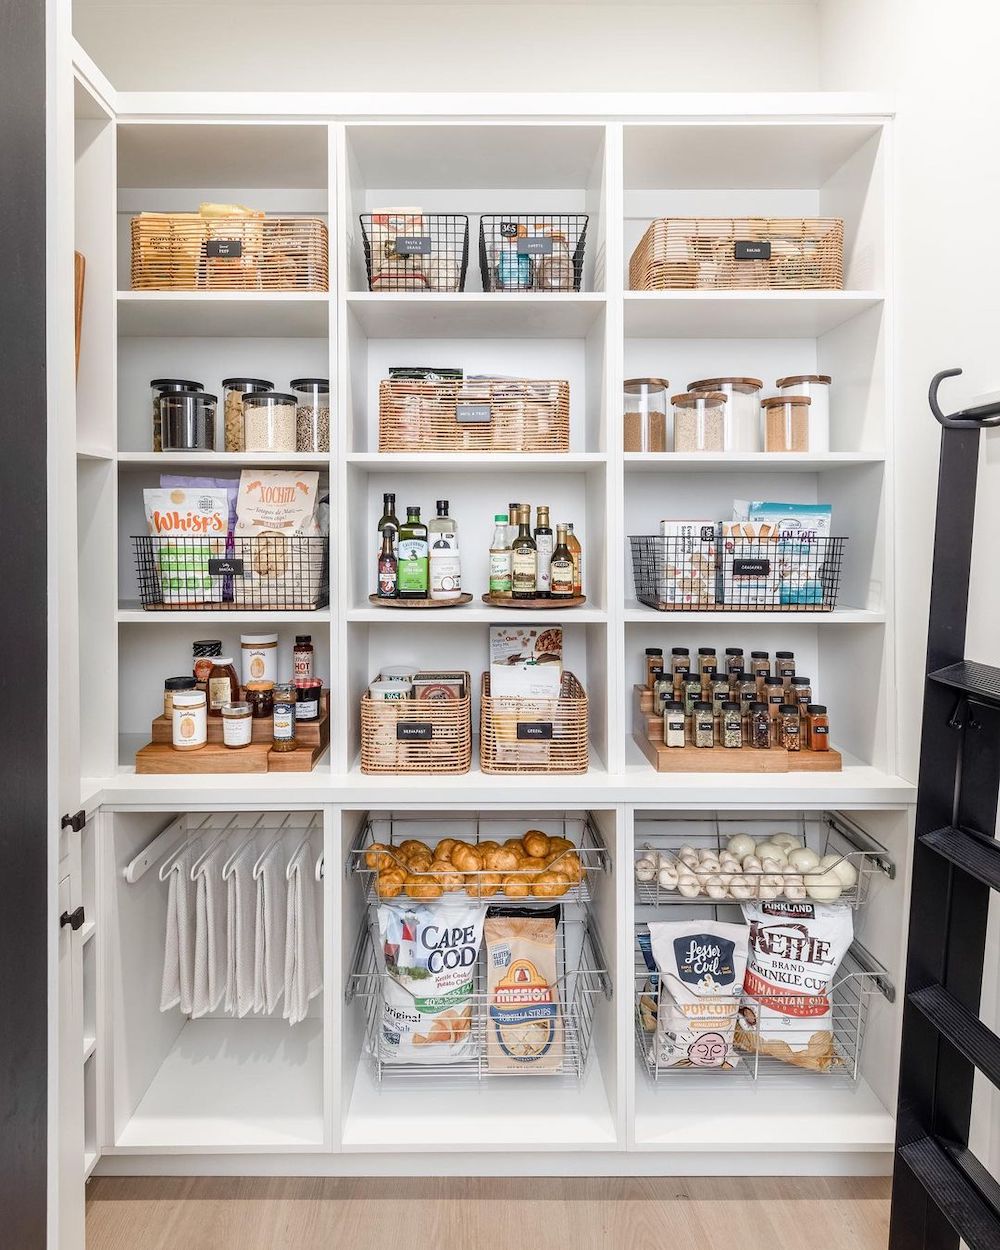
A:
[207,656,240,717]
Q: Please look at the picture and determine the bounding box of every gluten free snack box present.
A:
[489,626,563,697]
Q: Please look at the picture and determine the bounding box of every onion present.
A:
[726,834,756,859]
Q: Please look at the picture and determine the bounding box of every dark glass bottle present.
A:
[377,491,400,554]
[377,529,398,598]
[511,505,538,599]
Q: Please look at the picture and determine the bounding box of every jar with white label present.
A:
[171,690,207,751]
[776,373,831,452]
[272,682,297,751]
[672,390,726,452]
[221,701,252,748]
[240,633,278,686]
[687,377,763,452]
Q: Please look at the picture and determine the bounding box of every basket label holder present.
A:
[205,239,242,258]
[735,240,771,261]
[397,722,433,741]
[456,402,492,424]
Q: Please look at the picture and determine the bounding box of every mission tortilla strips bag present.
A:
[736,899,853,1071]
[485,914,563,1072]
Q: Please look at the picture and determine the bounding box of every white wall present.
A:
[73,1,821,92]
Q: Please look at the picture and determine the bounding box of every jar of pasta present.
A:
[763,394,811,452]
[222,377,272,452]
[672,390,726,452]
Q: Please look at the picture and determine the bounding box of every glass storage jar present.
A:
[159,390,217,451]
[272,682,297,751]
[763,394,811,452]
[779,704,801,752]
[663,700,686,748]
[749,702,772,749]
[207,656,240,717]
[688,377,763,452]
[790,675,812,709]
[777,374,831,452]
[222,377,272,452]
[151,378,203,452]
[672,390,726,452]
[245,680,275,719]
[693,701,715,748]
[806,703,830,751]
[242,391,297,453]
[644,648,664,690]
[721,701,743,749]
[623,378,669,452]
[296,677,322,722]
[291,378,331,453]
[221,701,253,749]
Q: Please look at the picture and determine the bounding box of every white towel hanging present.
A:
[159,839,200,1014]
[224,834,258,1018]
[283,835,322,1027]
[192,834,231,1018]
[253,834,288,1015]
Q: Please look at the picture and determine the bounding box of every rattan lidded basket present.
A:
[480,671,589,775]
[361,675,472,774]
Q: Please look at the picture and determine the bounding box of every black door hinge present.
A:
[61,810,86,832]
[60,906,85,931]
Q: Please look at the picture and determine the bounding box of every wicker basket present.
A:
[480,672,588,775]
[378,378,570,453]
[629,217,844,292]
[130,214,329,291]
[360,675,472,774]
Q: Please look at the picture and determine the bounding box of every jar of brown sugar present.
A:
[624,378,669,452]
[763,394,811,452]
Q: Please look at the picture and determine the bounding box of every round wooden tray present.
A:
[368,593,473,609]
[481,593,587,609]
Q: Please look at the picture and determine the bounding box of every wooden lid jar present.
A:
[776,374,831,452]
[688,376,763,452]
[671,390,726,453]
[623,378,668,453]
[763,394,811,453]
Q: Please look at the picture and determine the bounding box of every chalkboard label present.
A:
[517,722,553,740]
[735,240,771,261]
[456,402,492,424]
[397,722,433,741]
[518,237,553,256]
[206,239,242,258]
[394,235,432,256]
[732,558,771,577]
[208,558,245,577]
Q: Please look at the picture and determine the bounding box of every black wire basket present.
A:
[479,214,588,292]
[132,535,329,611]
[359,213,469,292]
[629,534,847,612]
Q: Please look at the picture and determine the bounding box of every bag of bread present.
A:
[376,898,486,1064]
[485,913,563,1072]
[648,921,748,1069]
[736,899,853,1071]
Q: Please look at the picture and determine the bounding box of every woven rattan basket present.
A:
[131,214,329,291]
[480,672,588,775]
[629,217,844,292]
[378,378,570,453]
[360,675,472,774]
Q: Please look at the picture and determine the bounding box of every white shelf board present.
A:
[348,602,607,623]
[117,451,331,471]
[77,444,115,461]
[83,1036,97,1063]
[624,600,885,625]
[117,291,329,338]
[633,1074,893,1152]
[113,1018,324,1152]
[117,604,331,624]
[84,1150,99,1180]
[346,292,605,339]
[624,452,885,473]
[346,452,604,473]
[624,291,884,339]
[343,1057,617,1151]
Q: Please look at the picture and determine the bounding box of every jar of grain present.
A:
[672,390,726,452]
[222,377,273,452]
[623,378,668,452]
[159,390,217,451]
[776,374,831,452]
[242,391,297,453]
[290,377,331,453]
[151,378,203,452]
[687,377,763,452]
[763,394,810,452]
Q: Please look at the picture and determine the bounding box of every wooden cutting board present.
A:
[135,742,271,774]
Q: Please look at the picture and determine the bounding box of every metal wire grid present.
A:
[629,535,847,612]
[132,535,329,611]
[633,812,894,910]
[478,214,589,292]
[360,213,470,292]
[633,933,892,1085]
[348,913,610,1085]
[348,811,611,909]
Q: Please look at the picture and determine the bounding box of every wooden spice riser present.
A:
[367,593,473,609]
[151,701,330,749]
[481,594,587,610]
[135,741,325,774]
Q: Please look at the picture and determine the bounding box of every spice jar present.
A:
[749,702,771,749]
[763,394,810,453]
[775,651,796,684]
[780,704,801,752]
[623,378,669,453]
[193,639,222,688]
[272,682,297,751]
[242,391,297,453]
[151,378,203,453]
[159,390,217,451]
[163,676,197,719]
[750,651,770,693]
[171,690,207,751]
[222,377,272,452]
[687,377,763,452]
[735,672,757,723]
[207,656,240,716]
[670,647,691,682]
[721,701,743,749]
[245,680,275,719]
[697,646,718,677]
[296,678,322,722]
[681,673,702,718]
[653,671,673,715]
[763,675,785,723]
[290,378,331,453]
[790,676,812,709]
[724,647,745,678]
[645,647,664,690]
[777,374,831,453]
[710,673,730,721]
[806,704,830,751]
[663,700,686,748]
[693,701,715,748]
[221,701,252,749]
[672,390,726,453]
[241,633,278,687]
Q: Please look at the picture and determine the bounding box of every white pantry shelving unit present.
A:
[53,38,914,1218]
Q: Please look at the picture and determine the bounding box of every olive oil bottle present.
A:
[397,506,429,599]
[511,504,538,599]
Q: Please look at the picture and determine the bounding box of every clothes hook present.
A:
[929,368,1000,429]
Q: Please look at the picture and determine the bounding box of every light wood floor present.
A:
[86,1176,890,1250]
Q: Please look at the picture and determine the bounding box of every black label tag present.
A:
[517,722,553,740]
[455,402,492,424]
[735,240,771,261]
[397,722,433,741]
[208,558,244,577]
[394,235,432,256]
[499,221,519,239]
[732,558,771,577]
[517,237,553,256]
[812,725,830,735]
[206,239,242,258]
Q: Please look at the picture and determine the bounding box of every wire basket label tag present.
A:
[397,722,433,741]
[455,403,492,424]
[735,240,771,261]
[517,722,553,740]
[394,235,432,256]
[205,239,242,258]
[732,558,771,577]
[518,237,553,256]
[208,557,244,576]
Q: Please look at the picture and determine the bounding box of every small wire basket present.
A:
[629,534,847,612]
[360,213,469,292]
[479,214,588,292]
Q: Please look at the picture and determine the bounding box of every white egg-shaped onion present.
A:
[677,874,702,899]
[726,834,756,859]
[754,841,788,866]
[635,858,657,882]
[804,868,843,901]
[819,853,859,888]
[770,833,800,851]
[786,847,821,873]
